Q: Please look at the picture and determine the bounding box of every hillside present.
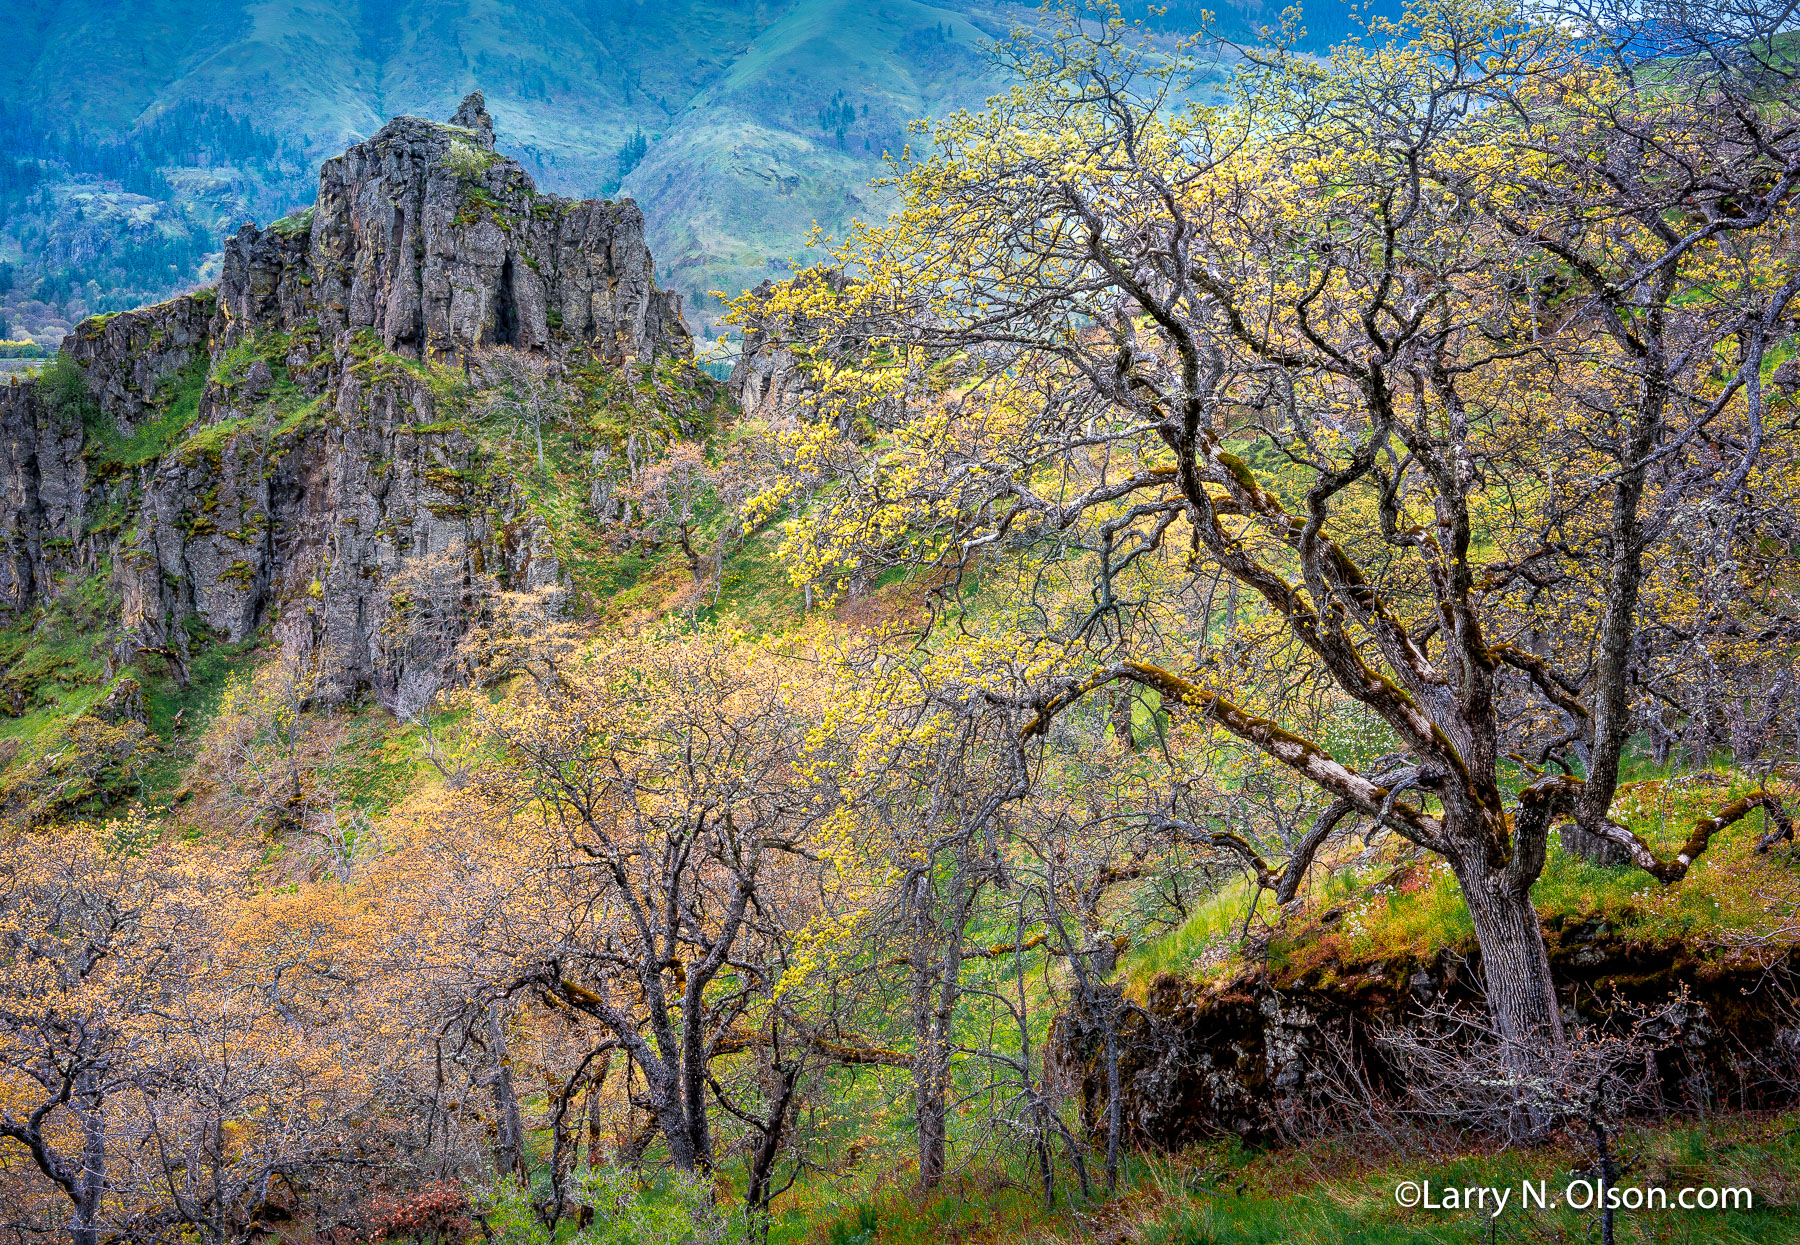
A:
[1,5,1794,1245]
[0,0,1022,351]
[0,0,1398,352]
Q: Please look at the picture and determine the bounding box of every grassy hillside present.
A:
[773,1112,1800,1243]
[623,0,1008,326]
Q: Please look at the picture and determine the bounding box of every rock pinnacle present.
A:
[451,90,496,150]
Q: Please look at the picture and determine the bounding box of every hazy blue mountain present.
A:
[0,0,1392,349]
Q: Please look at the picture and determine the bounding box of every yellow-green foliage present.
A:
[1124,768,1799,994]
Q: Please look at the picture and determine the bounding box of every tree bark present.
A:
[1102,996,1122,1193]
[656,1102,698,1170]
[69,1076,106,1245]
[1460,884,1560,1041]
[908,865,972,1189]
[744,1065,801,1218]
[484,1004,527,1185]
[1452,855,1565,1136]
[550,1050,611,1228]
[1561,821,1630,867]
[911,966,950,1189]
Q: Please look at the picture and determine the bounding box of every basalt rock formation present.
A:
[726,268,918,433]
[1047,897,1800,1145]
[0,93,693,713]
[727,279,810,423]
[222,89,687,366]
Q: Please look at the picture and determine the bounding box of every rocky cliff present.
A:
[0,93,698,717]
[221,92,688,367]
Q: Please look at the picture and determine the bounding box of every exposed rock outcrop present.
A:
[0,378,69,615]
[727,280,807,421]
[218,91,688,366]
[1048,911,1800,1145]
[65,294,215,428]
[0,93,697,711]
[726,269,865,425]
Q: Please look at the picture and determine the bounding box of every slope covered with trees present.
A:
[0,2,1797,1244]
[0,0,1400,353]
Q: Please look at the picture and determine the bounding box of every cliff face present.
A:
[0,93,692,712]
[726,280,807,422]
[221,92,687,366]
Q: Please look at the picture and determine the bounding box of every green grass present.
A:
[271,205,316,237]
[136,630,269,803]
[767,1154,1058,1245]
[0,572,161,820]
[1139,1116,1800,1244]
[765,1113,1800,1245]
[1122,875,1272,992]
[0,582,266,815]
[87,357,207,469]
[698,527,806,634]
[1118,766,1800,995]
[174,414,259,461]
[315,703,434,817]
[0,573,116,758]
[159,327,327,464]
[447,354,739,616]
[444,135,500,178]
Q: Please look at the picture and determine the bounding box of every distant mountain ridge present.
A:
[0,0,1391,349]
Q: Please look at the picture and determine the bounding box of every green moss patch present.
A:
[88,357,208,470]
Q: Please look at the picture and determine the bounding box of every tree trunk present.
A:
[70,1205,100,1245]
[1012,919,1055,1211]
[551,1053,610,1228]
[911,978,950,1187]
[745,1066,801,1218]
[680,1012,714,1172]
[651,1078,700,1172]
[585,1068,607,1169]
[484,1004,527,1184]
[914,1052,948,1187]
[1109,688,1136,751]
[1457,871,1562,1046]
[1560,821,1630,867]
[1454,860,1566,1137]
[909,871,961,1189]
[1102,998,1122,1194]
[1573,384,1661,862]
[628,1045,704,1173]
[70,1081,106,1245]
[1033,1096,1055,1210]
